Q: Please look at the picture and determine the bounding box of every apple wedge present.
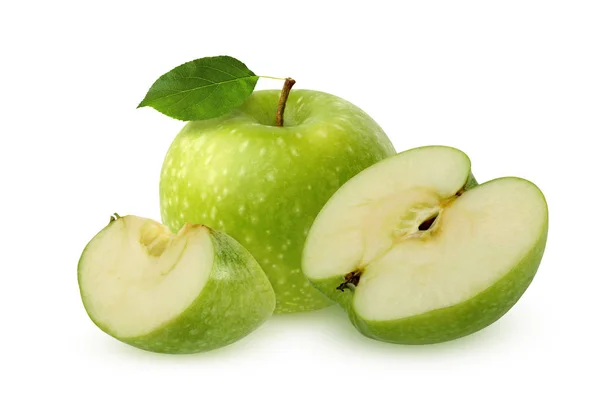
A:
[302,146,548,344]
[78,215,275,354]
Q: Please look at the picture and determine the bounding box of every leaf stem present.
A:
[276,78,296,127]
[258,75,288,81]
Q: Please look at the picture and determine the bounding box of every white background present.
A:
[1,1,598,416]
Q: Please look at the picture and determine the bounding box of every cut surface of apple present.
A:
[78,215,275,354]
[302,146,548,344]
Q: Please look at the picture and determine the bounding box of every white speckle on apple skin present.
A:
[266,172,276,182]
[266,246,272,252]
[238,166,246,176]
[239,141,249,152]
[205,154,213,165]
[278,254,284,259]
[223,188,229,197]
[210,207,217,220]
[276,137,285,146]
[259,148,267,156]
[206,170,217,184]
[231,129,237,134]
[238,205,246,215]
[297,96,304,103]
[295,132,303,139]
[291,147,300,157]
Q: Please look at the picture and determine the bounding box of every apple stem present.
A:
[275,78,296,127]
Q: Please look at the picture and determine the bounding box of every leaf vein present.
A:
[146,76,255,103]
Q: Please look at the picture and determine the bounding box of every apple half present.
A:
[78,215,275,354]
[302,146,548,344]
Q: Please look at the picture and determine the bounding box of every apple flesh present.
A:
[78,215,275,353]
[160,89,396,313]
[302,146,548,344]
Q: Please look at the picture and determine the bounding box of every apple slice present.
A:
[302,146,548,344]
[78,214,275,354]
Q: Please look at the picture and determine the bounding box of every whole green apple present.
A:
[302,146,548,344]
[78,215,276,354]
[160,89,396,313]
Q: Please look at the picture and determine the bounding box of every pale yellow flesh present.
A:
[303,147,547,321]
[354,178,546,320]
[79,216,213,338]
[303,147,471,279]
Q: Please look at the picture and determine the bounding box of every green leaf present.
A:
[138,56,259,121]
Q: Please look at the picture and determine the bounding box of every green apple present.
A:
[78,214,275,354]
[159,89,396,313]
[302,146,548,344]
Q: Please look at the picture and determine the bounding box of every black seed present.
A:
[418,214,438,231]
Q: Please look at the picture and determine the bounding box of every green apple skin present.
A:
[160,90,396,313]
[78,224,276,354]
[306,177,548,345]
